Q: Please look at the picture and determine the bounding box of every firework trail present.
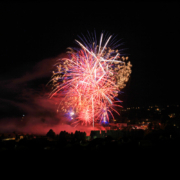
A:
[47,31,132,126]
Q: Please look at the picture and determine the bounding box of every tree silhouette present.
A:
[46,129,56,139]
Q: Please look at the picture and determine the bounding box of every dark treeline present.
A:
[0,123,180,158]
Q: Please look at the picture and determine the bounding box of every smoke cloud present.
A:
[0,53,106,135]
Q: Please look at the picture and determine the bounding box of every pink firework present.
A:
[48,31,132,126]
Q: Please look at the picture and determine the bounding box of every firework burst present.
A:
[47,31,132,126]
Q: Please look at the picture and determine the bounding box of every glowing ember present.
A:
[47,31,132,126]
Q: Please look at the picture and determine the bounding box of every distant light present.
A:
[23,114,25,116]
[2,137,15,141]
[167,105,169,107]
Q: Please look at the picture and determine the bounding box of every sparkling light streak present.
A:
[48,31,132,126]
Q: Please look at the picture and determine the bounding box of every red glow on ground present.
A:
[0,117,106,136]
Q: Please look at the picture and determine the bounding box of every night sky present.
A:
[0,2,180,120]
